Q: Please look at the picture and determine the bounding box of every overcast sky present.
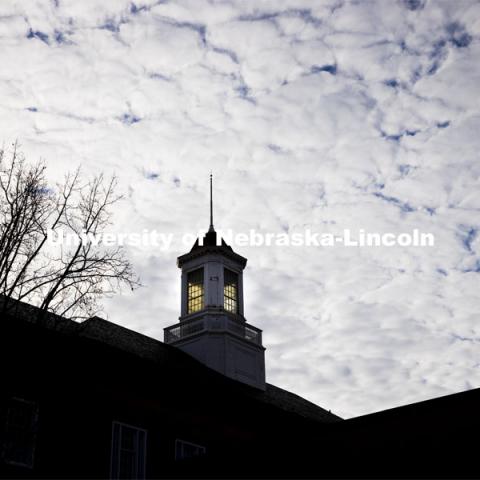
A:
[1,0,480,418]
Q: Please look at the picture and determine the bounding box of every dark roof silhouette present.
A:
[0,295,340,424]
[2,295,480,477]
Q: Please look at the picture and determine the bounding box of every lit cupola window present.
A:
[224,269,238,313]
[187,268,204,314]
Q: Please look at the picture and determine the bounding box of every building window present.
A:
[175,439,206,461]
[110,422,146,480]
[187,268,204,314]
[224,268,238,313]
[2,397,39,468]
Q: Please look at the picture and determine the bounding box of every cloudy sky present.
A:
[1,0,480,418]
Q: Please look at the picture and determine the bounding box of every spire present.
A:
[209,172,214,232]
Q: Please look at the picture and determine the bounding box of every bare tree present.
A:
[0,142,139,321]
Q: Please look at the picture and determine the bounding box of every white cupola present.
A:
[164,176,266,390]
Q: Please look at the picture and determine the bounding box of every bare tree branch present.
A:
[0,142,140,321]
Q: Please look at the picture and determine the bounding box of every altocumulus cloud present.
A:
[0,0,479,418]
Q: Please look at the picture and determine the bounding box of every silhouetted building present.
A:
[0,184,478,478]
[0,295,340,479]
[1,296,478,478]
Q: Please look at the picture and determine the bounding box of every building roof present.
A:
[342,384,480,426]
[177,229,248,268]
[1,295,341,424]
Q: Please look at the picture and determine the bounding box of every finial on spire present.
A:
[209,172,214,232]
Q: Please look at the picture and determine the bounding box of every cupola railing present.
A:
[164,313,262,346]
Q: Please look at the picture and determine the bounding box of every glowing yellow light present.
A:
[187,268,204,314]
